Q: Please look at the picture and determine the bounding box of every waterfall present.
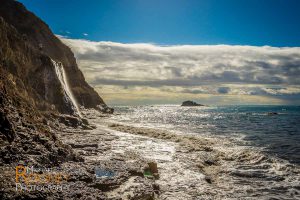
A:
[51,59,82,117]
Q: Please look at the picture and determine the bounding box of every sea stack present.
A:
[181,100,204,106]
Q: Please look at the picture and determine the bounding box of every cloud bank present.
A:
[60,36,300,105]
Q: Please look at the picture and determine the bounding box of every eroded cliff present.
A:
[0,0,109,198]
[0,0,106,114]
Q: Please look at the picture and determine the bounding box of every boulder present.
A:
[96,104,114,114]
[143,161,159,179]
[148,162,158,174]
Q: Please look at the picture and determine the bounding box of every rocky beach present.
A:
[4,107,299,199]
[1,0,300,199]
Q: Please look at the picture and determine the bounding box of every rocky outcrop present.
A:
[96,104,114,114]
[0,0,106,114]
[0,1,114,198]
[0,65,82,165]
[181,100,204,107]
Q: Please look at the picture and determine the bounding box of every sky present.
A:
[19,0,300,46]
[19,0,300,105]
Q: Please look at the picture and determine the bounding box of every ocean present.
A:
[110,105,300,165]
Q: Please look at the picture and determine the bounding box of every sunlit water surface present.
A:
[109,105,300,165]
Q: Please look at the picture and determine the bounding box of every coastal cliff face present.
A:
[0,1,108,198]
[0,0,106,192]
[0,1,155,199]
[0,0,105,115]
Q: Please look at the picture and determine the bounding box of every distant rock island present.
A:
[181,100,204,106]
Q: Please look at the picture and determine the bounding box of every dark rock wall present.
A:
[0,0,93,169]
[0,0,107,166]
[0,0,105,111]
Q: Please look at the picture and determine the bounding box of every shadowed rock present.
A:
[181,100,204,107]
[0,0,108,113]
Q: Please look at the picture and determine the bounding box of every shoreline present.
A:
[62,110,300,199]
[1,109,299,199]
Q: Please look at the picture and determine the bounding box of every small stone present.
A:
[205,176,212,184]
[148,161,158,174]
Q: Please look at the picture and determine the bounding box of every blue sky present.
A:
[19,0,300,46]
[18,0,300,105]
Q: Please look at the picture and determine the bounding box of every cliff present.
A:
[0,1,159,199]
[0,0,106,196]
[0,0,106,115]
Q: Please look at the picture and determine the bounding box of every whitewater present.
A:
[99,105,300,199]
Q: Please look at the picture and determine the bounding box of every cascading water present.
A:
[51,59,82,117]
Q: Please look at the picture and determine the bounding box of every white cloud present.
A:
[59,36,300,104]
[83,33,88,36]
